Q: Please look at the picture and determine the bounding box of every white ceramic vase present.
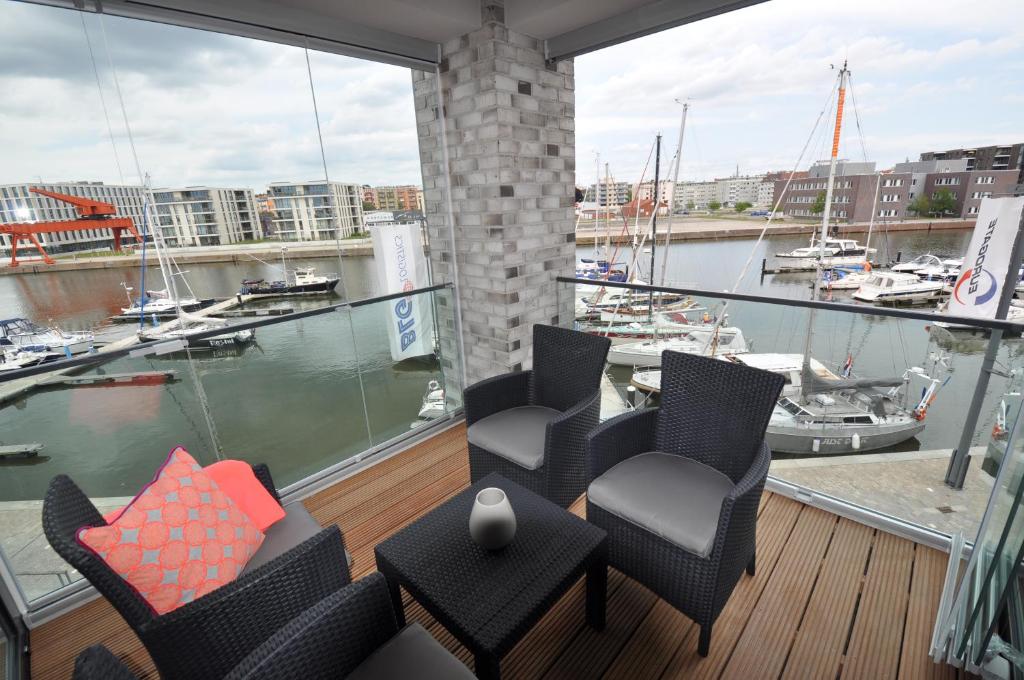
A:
[469,487,517,550]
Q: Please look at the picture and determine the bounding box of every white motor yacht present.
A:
[852,272,945,305]
[775,237,876,268]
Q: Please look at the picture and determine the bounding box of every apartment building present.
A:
[636,180,675,205]
[586,179,632,206]
[918,169,1018,218]
[920,143,1024,184]
[266,181,363,240]
[676,181,717,209]
[363,185,424,212]
[0,181,146,255]
[152,187,261,247]
[713,175,764,207]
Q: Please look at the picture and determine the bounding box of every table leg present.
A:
[474,652,501,680]
[586,547,607,631]
[384,575,406,628]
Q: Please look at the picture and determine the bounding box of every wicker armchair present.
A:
[466,324,611,508]
[585,351,784,656]
[224,572,474,679]
[72,645,140,680]
[43,464,352,680]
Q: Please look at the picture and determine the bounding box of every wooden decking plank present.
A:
[504,570,630,680]
[541,572,658,679]
[841,531,915,679]
[898,545,957,680]
[602,597,694,680]
[781,518,875,680]
[722,505,838,678]
[660,494,804,679]
[304,425,467,528]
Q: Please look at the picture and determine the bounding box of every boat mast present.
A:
[864,173,881,262]
[648,134,661,318]
[593,152,600,257]
[604,163,611,261]
[802,62,848,397]
[660,101,688,286]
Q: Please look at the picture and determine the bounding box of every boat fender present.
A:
[812,438,820,453]
[851,433,860,450]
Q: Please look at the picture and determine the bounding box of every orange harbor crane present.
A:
[0,188,142,266]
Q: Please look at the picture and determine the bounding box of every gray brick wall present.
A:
[414,2,576,389]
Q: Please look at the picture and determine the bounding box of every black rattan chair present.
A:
[72,645,140,680]
[585,351,784,657]
[465,324,611,508]
[224,572,475,680]
[43,464,352,680]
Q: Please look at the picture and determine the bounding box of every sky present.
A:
[0,0,1021,191]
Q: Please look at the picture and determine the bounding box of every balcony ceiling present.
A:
[41,0,766,68]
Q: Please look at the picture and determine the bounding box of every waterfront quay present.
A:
[0,238,375,276]
[575,215,975,246]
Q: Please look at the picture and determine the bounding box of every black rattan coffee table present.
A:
[374,472,607,680]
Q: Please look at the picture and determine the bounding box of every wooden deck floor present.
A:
[30,422,961,679]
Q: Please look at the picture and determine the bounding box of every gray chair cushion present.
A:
[587,452,734,558]
[242,501,351,574]
[348,622,475,680]
[466,405,561,471]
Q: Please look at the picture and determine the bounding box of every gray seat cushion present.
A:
[242,501,351,575]
[348,622,475,680]
[466,405,561,471]
[588,452,734,558]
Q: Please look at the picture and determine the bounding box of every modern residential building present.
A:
[920,143,1024,184]
[757,180,775,208]
[586,178,631,206]
[636,179,674,206]
[917,168,1019,218]
[774,158,1018,222]
[775,163,901,222]
[714,175,764,207]
[0,181,146,255]
[266,181,364,240]
[152,187,261,247]
[363,185,425,212]
[676,181,717,209]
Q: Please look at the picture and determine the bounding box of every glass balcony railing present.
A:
[556,275,1024,545]
[0,283,461,608]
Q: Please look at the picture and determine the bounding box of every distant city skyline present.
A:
[1,0,1021,191]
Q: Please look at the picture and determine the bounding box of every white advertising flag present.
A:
[947,197,1024,320]
[371,222,434,360]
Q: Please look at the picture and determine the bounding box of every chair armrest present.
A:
[141,526,352,680]
[73,645,140,680]
[584,408,659,483]
[711,440,771,563]
[250,463,281,504]
[549,388,602,443]
[224,573,399,680]
[464,370,532,426]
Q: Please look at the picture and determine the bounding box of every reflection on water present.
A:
[0,258,445,501]
[0,229,1015,501]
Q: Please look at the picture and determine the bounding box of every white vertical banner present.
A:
[371,222,434,360]
[947,197,1024,319]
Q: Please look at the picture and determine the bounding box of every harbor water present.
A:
[1,227,1014,503]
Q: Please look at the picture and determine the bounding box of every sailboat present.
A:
[134,194,254,349]
[0,318,94,356]
[779,62,939,454]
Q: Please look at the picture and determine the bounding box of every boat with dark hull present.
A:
[240,268,340,296]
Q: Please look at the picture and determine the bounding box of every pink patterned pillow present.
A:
[77,447,265,615]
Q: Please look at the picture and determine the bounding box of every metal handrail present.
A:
[559,276,1024,333]
[0,282,453,384]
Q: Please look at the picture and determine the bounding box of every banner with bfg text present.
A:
[371,222,434,360]
[947,197,1024,320]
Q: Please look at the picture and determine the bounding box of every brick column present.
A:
[414,2,576,390]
